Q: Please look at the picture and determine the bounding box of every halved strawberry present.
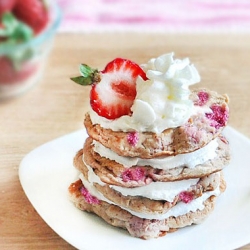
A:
[13,0,49,35]
[71,58,147,119]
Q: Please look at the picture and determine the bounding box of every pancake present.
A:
[74,135,230,187]
[68,176,226,239]
[85,89,229,159]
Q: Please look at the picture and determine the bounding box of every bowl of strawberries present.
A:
[0,0,61,100]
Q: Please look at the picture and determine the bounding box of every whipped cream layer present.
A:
[93,138,218,169]
[111,178,199,202]
[79,171,220,220]
[84,160,199,202]
[127,187,220,220]
[90,53,201,133]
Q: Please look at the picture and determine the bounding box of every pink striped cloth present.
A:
[57,0,250,32]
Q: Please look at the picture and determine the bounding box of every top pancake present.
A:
[84,88,229,158]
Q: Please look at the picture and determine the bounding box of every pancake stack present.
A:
[68,54,230,239]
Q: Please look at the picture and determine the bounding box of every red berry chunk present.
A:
[122,167,146,182]
[127,131,139,146]
[206,104,229,129]
[179,191,194,203]
[80,186,100,205]
[196,91,209,106]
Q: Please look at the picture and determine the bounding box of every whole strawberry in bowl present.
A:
[0,0,61,100]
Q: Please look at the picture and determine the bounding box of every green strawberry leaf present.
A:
[79,64,96,77]
[70,76,93,86]
[0,13,36,70]
[0,12,34,44]
[71,64,100,86]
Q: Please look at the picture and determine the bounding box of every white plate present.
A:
[19,126,250,250]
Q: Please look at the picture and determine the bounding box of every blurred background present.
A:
[57,0,250,33]
[1,0,249,100]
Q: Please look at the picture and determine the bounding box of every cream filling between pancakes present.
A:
[79,171,220,220]
[93,138,218,169]
[84,159,199,202]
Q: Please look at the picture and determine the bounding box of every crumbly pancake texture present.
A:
[68,177,226,239]
[74,135,230,187]
[85,89,229,158]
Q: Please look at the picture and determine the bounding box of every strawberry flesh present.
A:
[111,80,136,100]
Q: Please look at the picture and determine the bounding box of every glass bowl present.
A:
[0,1,61,100]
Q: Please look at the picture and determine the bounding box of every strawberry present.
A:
[0,12,34,43]
[0,0,16,17]
[0,56,37,84]
[71,58,147,119]
[13,0,49,34]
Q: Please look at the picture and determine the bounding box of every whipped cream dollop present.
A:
[93,138,218,169]
[90,53,200,133]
